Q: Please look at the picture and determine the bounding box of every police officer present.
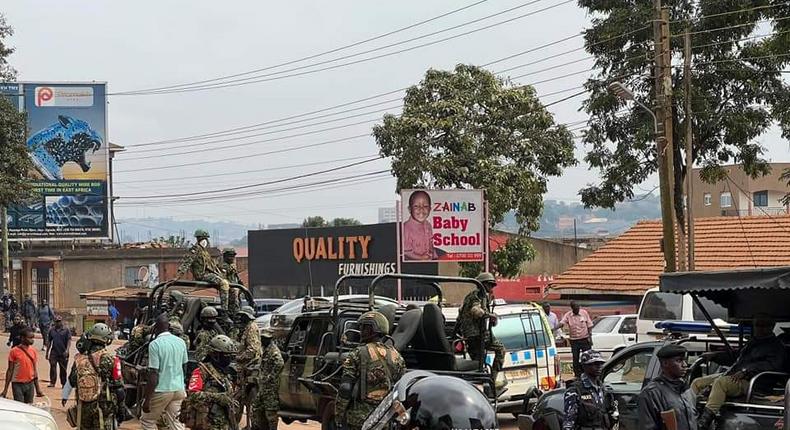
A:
[252,328,284,430]
[457,272,506,389]
[638,344,696,430]
[562,350,618,430]
[177,230,231,311]
[335,311,405,430]
[233,306,262,426]
[194,306,224,362]
[218,248,242,314]
[182,334,240,430]
[68,323,123,430]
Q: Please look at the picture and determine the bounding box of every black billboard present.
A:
[248,223,437,299]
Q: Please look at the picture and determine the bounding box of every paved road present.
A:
[0,333,520,429]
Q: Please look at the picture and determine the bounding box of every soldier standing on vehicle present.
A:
[194,307,224,362]
[233,306,262,426]
[218,248,242,314]
[638,344,696,430]
[457,272,506,390]
[563,350,618,430]
[252,328,283,430]
[181,334,240,430]
[67,323,123,430]
[335,311,405,430]
[177,230,232,311]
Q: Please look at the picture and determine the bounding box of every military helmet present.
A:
[580,349,606,365]
[194,229,210,239]
[396,374,496,429]
[222,248,236,256]
[170,321,185,335]
[358,311,389,335]
[200,306,219,319]
[87,322,113,344]
[208,334,237,354]
[169,290,185,302]
[476,272,497,285]
[235,306,255,321]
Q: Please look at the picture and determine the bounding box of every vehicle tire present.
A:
[321,401,337,430]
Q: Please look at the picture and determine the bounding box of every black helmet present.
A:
[362,372,497,430]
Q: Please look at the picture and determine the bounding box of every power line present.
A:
[669,2,790,24]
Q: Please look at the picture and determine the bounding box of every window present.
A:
[703,193,712,206]
[692,297,728,321]
[720,192,733,208]
[604,347,654,389]
[492,312,551,351]
[619,317,637,334]
[753,191,768,207]
[639,291,682,320]
[592,317,620,334]
[286,319,309,355]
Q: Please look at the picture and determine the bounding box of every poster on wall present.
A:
[400,189,485,262]
[2,82,110,240]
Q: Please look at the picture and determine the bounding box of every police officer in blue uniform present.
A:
[563,350,618,430]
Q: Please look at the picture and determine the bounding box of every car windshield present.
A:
[592,316,620,334]
[492,312,551,350]
[691,297,728,321]
[639,291,682,320]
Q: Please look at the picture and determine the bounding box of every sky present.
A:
[3,1,788,229]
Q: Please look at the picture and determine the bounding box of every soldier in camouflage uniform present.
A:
[252,328,283,430]
[194,306,224,362]
[457,272,506,389]
[128,306,151,356]
[231,306,262,426]
[177,229,231,311]
[181,335,240,430]
[218,248,242,315]
[68,323,123,430]
[166,290,188,324]
[335,311,405,430]
[170,320,191,348]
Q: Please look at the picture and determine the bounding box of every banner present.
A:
[3,82,110,240]
[400,189,485,262]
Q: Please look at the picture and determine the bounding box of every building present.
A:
[692,163,789,218]
[378,207,398,223]
[548,214,790,314]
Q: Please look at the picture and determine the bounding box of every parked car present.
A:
[590,314,637,358]
[636,287,729,342]
[253,298,289,317]
[0,396,58,430]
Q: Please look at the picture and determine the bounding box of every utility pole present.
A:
[1,206,7,295]
[653,0,677,272]
[684,28,695,270]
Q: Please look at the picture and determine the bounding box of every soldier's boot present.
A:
[698,408,716,430]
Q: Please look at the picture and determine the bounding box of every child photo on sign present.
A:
[403,190,439,261]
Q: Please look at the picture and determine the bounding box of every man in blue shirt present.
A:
[141,314,188,430]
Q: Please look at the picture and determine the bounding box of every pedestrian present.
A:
[542,303,562,343]
[7,315,26,347]
[37,299,55,350]
[1,327,45,404]
[108,302,120,331]
[232,306,262,426]
[560,301,594,378]
[67,323,123,430]
[638,344,696,430]
[22,295,36,328]
[46,315,71,387]
[180,334,239,430]
[252,328,284,430]
[562,350,618,430]
[456,272,506,390]
[335,311,405,430]
[141,313,188,430]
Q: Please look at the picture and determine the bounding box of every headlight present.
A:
[24,414,57,430]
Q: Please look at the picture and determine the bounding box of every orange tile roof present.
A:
[549,214,790,295]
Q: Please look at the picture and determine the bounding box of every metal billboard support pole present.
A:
[1,206,7,295]
[395,198,402,301]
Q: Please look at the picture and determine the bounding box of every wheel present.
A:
[321,401,337,430]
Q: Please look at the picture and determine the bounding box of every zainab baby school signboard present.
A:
[400,189,485,262]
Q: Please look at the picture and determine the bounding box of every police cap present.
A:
[656,344,687,359]
[580,349,607,365]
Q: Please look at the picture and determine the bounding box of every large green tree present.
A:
[578,0,790,225]
[374,64,576,277]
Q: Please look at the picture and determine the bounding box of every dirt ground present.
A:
[0,332,519,429]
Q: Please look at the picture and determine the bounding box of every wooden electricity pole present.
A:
[653,0,677,272]
[684,29,695,270]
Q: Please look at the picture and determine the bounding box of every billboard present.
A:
[249,223,437,299]
[400,189,485,262]
[3,82,110,240]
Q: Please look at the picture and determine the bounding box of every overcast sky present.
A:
[3,1,788,228]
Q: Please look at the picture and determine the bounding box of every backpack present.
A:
[74,351,104,402]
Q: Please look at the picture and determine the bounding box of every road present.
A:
[0,332,520,429]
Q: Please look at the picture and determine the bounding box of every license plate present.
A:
[505,368,534,380]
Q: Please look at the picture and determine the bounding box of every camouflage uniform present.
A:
[194,328,221,362]
[218,260,241,314]
[458,287,505,377]
[177,235,230,310]
[183,361,238,430]
[235,319,262,423]
[128,323,150,354]
[170,321,191,349]
[68,324,121,430]
[252,338,284,430]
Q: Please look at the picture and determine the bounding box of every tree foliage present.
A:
[301,216,362,228]
[153,235,190,248]
[302,216,328,228]
[329,217,362,227]
[578,0,790,228]
[374,64,576,277]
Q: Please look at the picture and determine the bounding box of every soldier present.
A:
[167,290,187,324]
[67,323,123,430]
[177,229,231,311]
[181,335,240,430]
[232,306,262,426]
[563,350,618,430]
[639,344,696,430]
[252,328,283,430]
[457,272,506,390]
[194,307,224,362]
[170,320,191,348]
[218,248,242,314]
[128,307,151,357]
[335,311,405,430]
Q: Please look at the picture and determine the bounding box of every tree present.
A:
[153,235,190,248]
[374,64,576,277]
[329,217,362,227]
[781,168,790,206]
[302,216,328,228]
[578,0,790,229]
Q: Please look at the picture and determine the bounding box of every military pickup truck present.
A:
[519,266,790,430]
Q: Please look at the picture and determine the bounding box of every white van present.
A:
[636,287,730,342]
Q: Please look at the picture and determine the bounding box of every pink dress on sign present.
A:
[403,218,438,260]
